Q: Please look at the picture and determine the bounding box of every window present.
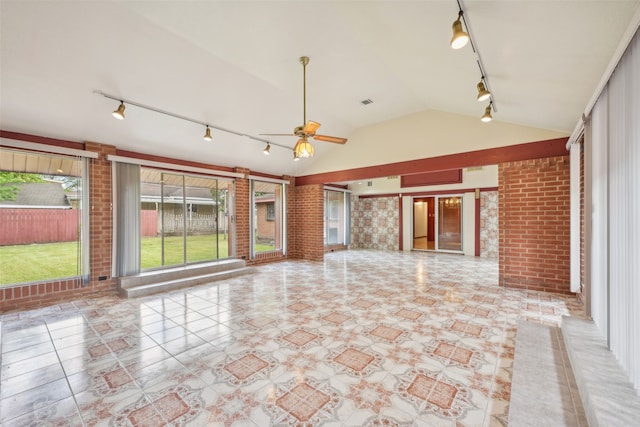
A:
[266,202,275,221]
[251,180,286,256]
[324,189,350,245]
[0,148,88,286]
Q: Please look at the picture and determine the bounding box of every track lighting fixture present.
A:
[112,101,125,120]
[294,136,314,158]
[476,80,491,102]
[481,102,493,122]
[203,126,213,141]
[450,11,469,50]
[95,90,298,157]
[448,3,497,120]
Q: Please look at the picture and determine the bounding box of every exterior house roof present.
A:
[141,182,218,205]
[0,182,71,208]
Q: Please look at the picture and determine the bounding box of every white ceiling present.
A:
[1,1,639,177]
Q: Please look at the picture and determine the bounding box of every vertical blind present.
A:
[114,162,141,277]
[588,28,640,391]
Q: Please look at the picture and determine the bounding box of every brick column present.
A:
[290,183,324,261]
[499,155,571,293]
[234,167,250,261]
[85,142,116,292]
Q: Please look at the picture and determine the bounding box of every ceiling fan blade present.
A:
[304,120,321,134]
[313,134,348,144]
[259,133,295,136]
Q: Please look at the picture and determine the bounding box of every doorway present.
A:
[412,195,463,253]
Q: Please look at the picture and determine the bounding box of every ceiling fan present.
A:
[261,56,348,158]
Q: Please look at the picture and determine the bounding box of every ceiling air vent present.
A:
[360,99,374,106]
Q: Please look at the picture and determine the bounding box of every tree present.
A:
[0,172,44,201]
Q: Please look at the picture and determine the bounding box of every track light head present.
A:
[476,81,491,102]
[481,103,493,122]
[450,12,469,49]
[203,126,213,141]
[264,143,271,155]
[112,101,125,120]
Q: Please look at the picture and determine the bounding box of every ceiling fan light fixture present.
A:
[263,143,271,155]
[450,12,469,49]
[294,137,314,158]
[481,103,493,122]
[203,126,213,141]
[476,81,491,102]
[293,150,300,161]
[112,101,125,120]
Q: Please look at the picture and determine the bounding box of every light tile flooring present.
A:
[0,250,584,426]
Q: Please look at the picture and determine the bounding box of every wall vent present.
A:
[466,166,484,172]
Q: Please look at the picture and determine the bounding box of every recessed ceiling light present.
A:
[360,99,374,106]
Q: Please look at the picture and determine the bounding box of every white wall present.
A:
[413,202,427,238]
[306,109,567,176]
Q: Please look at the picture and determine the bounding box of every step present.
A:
[509,320,587,426]
[117,259,255,298]
[562,315,640,427]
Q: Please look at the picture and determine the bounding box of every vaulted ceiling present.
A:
[1,1,638,177]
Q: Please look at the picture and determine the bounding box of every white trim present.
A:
[0,205,72,209]
[567,5,640,146]
[0,137,99,158]
[570,143,581,292]
[248,175,290,185]
[106,154,244,179]
[324,185,352,194]
[567,123,585,150]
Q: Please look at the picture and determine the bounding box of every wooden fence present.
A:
[0,209,79,245]
[1,209,224,245]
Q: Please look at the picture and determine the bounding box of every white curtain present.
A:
[588,28,640,391]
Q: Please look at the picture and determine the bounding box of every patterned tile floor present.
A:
[0,250,584,426]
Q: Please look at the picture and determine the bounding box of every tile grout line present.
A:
[44,318,88,427]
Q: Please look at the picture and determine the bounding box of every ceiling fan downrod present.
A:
[300,56,309,126]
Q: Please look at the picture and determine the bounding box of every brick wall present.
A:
[1,142,118,312]
[498,155,571,294]
[289,183,324,261]
[233,167,251,263]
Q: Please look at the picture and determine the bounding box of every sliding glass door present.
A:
[412,195,463,253]
[140,167,233,270]
[437,196,462,251]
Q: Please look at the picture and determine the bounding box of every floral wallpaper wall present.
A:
[480,191,499,259]
[351,195,399,250]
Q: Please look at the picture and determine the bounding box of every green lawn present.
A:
[0,234,275,286]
